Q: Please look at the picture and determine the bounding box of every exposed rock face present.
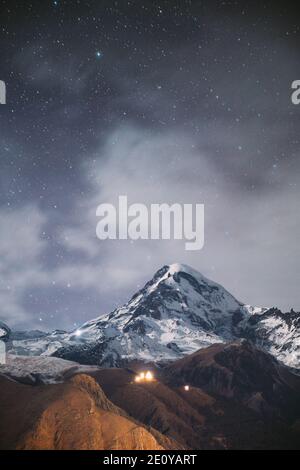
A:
[0,373,167,450]
[164,340,300,419]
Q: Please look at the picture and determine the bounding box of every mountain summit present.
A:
[53,263,251,366]
[51,263,299,368]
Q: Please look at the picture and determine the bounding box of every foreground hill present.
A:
[1,341,299,450]
[0,372,177,450]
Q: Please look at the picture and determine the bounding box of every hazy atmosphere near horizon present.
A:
[0,0,299,331]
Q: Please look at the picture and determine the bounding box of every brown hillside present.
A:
[0,373,167,450]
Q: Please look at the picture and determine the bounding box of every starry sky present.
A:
[0,0,300,331]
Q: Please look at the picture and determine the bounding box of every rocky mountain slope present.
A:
[164,340,300,418]
[0,370,176,450]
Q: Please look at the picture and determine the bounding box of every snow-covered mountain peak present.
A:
[145,262,221,290]
[4,263,300,370]
[50,264,252,366]
[140,262,244,318]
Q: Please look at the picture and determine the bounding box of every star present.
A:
[96,51,103,58]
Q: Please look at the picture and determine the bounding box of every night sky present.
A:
[0,0,300,330]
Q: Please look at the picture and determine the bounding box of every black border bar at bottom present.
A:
[0,449,294,465]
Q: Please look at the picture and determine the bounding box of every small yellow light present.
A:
[145,371,153,381]
[184,385,190,391]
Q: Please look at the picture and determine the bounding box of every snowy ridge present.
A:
[8,329,69,357]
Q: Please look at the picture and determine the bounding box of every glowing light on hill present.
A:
[184,385,190,391]
[134,370,155,383]
[145,371,153,380]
